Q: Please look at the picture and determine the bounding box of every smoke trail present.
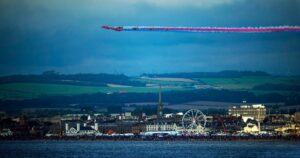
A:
[101,26,300,33]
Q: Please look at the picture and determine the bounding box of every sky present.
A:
[0,0,300,76]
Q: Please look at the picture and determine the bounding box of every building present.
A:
[146,122,178,132]
[243,123,259,134]
[65,122,99,136]
[211,116,245,133]
[275,124,300,136]
[228,102,266,122]
[131,123,146,134]
[98,121,135,134]
[267,114,293,124]
[0,128,13,137]
[295,112,300,123]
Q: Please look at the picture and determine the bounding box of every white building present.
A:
[228,103,266,122]
[243,123,259,134]
[0,128,13,136]
[146,122,178,132]
[65,122,100,136]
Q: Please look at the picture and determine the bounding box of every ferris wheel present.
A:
[182,109,207,130]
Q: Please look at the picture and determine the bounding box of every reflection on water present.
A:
[0,141,299,158]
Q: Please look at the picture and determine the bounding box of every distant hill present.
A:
[1,70,300,105]
[142,70,270,78]
[0,71,144,87]
[0,70,270,87]
[0,89,294,110]
[253,84,300,91]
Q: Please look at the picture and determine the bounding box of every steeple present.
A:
[157,85,163,119]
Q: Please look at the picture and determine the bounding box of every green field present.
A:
[0,83,191,100]
[136,76,300,90]
[197,76,300,90]
[131,78,196,87]
[1,76,300,100]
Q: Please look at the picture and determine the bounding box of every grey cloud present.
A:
[0,0,299,75]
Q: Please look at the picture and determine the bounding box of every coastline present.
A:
[1,136,300,142]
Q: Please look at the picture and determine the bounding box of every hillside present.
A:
[141,71,270,78]
[0,71,299,107]
[0,71,144,87]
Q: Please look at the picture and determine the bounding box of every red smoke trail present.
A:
[101,26,300,33]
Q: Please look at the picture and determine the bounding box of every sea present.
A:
[0,140,299,158]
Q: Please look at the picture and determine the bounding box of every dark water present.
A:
[0,140,299,158]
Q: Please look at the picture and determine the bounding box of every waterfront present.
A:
[0,141,299,158]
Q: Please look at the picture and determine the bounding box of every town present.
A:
[0,89,299,141]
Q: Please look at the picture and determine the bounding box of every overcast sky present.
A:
[0,0,300,75]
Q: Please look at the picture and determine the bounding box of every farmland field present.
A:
[196,76,300,90]
[0,76,300,100]
[131,77,196,87]
[0,83,192,100]
[136,76,300,90]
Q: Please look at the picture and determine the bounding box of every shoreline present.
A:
[1,136,300,142]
